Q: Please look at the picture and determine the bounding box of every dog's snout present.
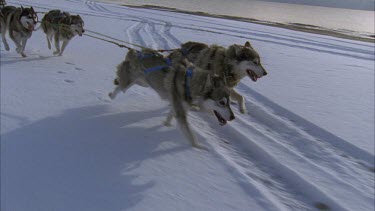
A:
[82,29,85,33]
[263,71,268,76]
[229,114,235,121]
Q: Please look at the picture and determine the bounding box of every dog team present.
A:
[0,4,84,57]
[1,3,268,149]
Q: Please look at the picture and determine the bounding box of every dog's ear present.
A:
[244,41,252,48]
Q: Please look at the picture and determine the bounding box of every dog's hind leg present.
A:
[1,22,9,51]
[109,61,136,99]
[230,89,246,114]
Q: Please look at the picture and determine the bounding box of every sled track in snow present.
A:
[191,115,313,211]
[237,84,375,167]
[189,81,374,210]
[192,107,373,210]
[84,1,180,50]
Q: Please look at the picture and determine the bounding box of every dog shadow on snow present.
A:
[1,105,189,211]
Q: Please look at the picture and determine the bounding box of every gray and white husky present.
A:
[181,41,268,113]
[41,10,84,56]
[0,6,37,57]
[109,49,235,148]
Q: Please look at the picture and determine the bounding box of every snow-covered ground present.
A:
[1,0,374,211]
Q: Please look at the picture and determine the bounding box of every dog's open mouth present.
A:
[247,69,258,82]
[27,23,35,30]
[214,110,227,126]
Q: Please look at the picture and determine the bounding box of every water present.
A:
[99,0,375,36]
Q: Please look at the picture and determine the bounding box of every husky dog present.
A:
[0,6,37,57]
[181,41,268,113]
[41,10,84,56]
[109,49,235,148]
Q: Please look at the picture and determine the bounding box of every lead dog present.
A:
[181,41,268,113]
[0,6,37,57]
[41,10,84,56]
[109,49,235,148]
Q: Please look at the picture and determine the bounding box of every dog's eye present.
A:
[253,59,260,65]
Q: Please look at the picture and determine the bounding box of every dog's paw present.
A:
[192,143,208,151]
[4,45,10,51]
[163,121,173,127]
[108,92,115,100]
[53,51,60,55]
[190,105,201,112]
[239,107,247,114]
[20,52,27,58]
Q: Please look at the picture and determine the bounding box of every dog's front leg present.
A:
[59,40,70,56]
[9,31,22,53]
[172,91,206,150]
[230,89,247,114]
[46,33,52,50]
[53,35,60,55]
[19,38,27,57]
[108,86,122,99]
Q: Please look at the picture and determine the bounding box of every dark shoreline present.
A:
[123,4,375,43]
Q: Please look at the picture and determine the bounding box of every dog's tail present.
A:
[113,78,119,85]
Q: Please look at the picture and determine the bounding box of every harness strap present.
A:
[137,51,156,60]
[137,51,172,74]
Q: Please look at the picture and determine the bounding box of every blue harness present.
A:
[137,50,193,100]
[137,51,172,74]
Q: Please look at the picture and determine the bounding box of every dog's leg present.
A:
[230,89,246,114]
[1,22,9,51]
[164,109,174,126]
[108,86,122,99]
[53,35,60,55]
[10,31,22,54]
[108,61,136,99]
[59,40,70,56]
[171,80,206,150]
[46,33,52,50]
[19,38,27,57]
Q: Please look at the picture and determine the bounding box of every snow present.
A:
[1,0,374,211]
